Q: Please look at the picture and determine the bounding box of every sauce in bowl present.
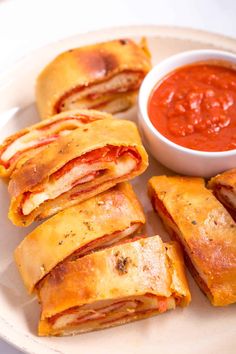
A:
[148,63,236,152]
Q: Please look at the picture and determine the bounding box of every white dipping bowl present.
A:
[138,49,236,178]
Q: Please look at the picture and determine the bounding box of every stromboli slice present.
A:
[148,176,236,306]
[14,183,145,293]
[36,38,151,118]
[0,109,111,178]
[208,169,236,219]
[37,235,191,336]
[8,119,148,226]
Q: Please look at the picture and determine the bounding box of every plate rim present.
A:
[0,24,236,83]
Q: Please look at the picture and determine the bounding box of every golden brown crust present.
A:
[148,175,236,306]
[9,119,145,197]
[8,119,148,226]
[14,183,145,293]
[165,242,191,307]
[37,235,190,335]
[36,39,151,118]
[0,109,111,178]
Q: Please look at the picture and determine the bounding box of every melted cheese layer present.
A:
[22,155,136,216]
[60,72,140,111]
[1,119,81,162]
[51,295,175,332]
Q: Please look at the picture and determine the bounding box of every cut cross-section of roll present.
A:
[8,119,148,226]
[37,235,191,336]
[14,183,145,293]
[0,109,111,178]
[208,169,236,220]
[36,38,151,119]
[148,175,236,306]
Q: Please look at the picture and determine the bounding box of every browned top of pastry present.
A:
[36,39,151,118]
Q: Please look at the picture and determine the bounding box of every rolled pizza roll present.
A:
[0,109,111,178]
[8,119,148,226]
[148,176,236,306]
[14,183,145,293]
[36,38,151,119]
[37,235,191,336]
[208,168,236,218]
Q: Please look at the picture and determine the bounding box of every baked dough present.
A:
[148,175,236,306]
[36,38,151,118]
[0,109,111,178]
[14,183,145,293]
[37,235,190,336]
[8,119,148,226]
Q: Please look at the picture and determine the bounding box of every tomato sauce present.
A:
[148,63,236,152]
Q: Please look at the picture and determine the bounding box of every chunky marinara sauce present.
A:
[148,63,236,152]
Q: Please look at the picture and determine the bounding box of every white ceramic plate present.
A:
[0,26,236,354]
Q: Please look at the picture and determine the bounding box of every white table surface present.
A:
[0,0,235,352]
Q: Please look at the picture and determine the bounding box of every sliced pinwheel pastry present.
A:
[36,38,151,118]
[0,109,110,178]
[148,175,236,306]
[37,235,190,336]
[8,119,148,226]
[14,183,145,293]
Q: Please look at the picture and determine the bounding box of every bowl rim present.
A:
[138,48,236,157]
